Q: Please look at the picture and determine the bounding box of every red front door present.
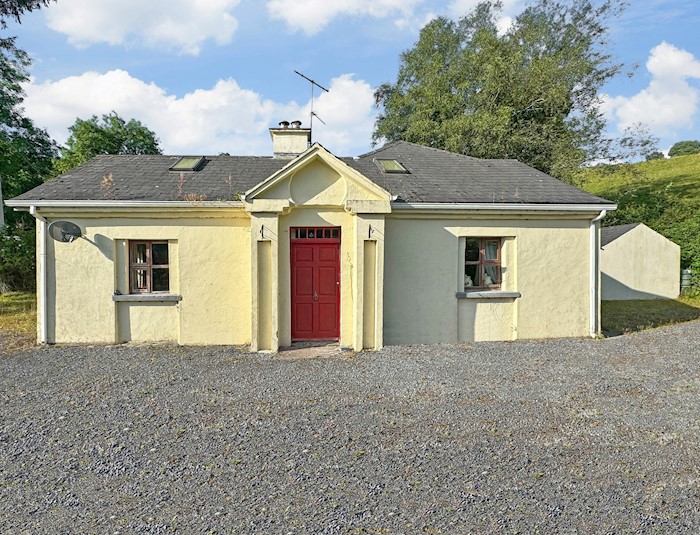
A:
[291,227,341,341]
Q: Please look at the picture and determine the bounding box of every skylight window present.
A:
[375,159,408,173]
[169,156,206,172]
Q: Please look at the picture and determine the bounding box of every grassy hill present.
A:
[577,153,700,294]
[579,153,700,208]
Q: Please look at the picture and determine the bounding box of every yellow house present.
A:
[6,123,616,350]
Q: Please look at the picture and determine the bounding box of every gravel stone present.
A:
[2,321,700,533]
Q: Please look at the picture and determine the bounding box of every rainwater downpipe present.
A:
[30,206,48,344]
[589,210,606,338]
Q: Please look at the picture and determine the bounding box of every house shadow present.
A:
[601,275,700,336]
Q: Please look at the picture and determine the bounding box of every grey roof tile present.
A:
[10,141,612,206]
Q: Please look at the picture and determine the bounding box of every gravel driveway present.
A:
[2,322,700,534]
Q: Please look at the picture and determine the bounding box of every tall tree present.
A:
[373,0,641,182]
[53,112,162,175]
[1,37,56,229]
[0,0,57,290]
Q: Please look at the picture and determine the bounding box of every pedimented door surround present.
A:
[245,144,391,352]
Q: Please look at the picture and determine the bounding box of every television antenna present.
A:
[294,70,329,143]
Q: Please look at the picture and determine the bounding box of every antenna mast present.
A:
[294,70,329,143]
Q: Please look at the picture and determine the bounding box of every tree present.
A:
[645,151,664,161]
[53,112,162,175]
[668,140,700,158]
[0,0,57,290]
[0,0,54,25]
[373,0,642,182]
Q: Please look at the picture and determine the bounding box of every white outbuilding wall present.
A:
[601,223,680,300]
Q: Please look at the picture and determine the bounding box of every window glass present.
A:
[464,265,479,287]
[152,243,169,265]
[152,268,170,292]
[129,241,172,293]
[465,238,480,262]
[132,268,148,290]
[484,240,499,260]
[134,243,147,264]
[464,237,502,290]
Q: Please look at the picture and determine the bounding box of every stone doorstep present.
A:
[275,342,355,360]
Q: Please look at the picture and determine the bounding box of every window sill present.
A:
[456,290,521,299]
[112,294,182,303]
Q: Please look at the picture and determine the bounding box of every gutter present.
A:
[391,202,617,212]
[590,210,607,338]
[29,206,48,344]
[6,200,245,209]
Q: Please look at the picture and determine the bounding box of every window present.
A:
[129,241,170,293]
[169,156,205,172]
[464,238,501,290]
[375,159,408,173]
[290,227,340,241]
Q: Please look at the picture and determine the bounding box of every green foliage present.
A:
[0,0,54,26]
[645,150,664,161]
[579,153,700,291]
[0,40,56,223]
[1,0,57,291]
[373,0,643,183]
[0,226,35,292]
[668,140,700,158]
[53,111,162,175]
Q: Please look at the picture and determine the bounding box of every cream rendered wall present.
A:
[39,210,251,345]
[601,224,680,300]
[383,216,592,344]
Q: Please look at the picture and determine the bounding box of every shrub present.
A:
[668,140,700,157]
[0,226,36,293]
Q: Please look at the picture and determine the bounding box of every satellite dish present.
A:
[47,221,82,243]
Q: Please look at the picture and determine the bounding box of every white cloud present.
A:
[305,74,376,154]
[22,70,377,156]
[603,42,700,135]
[266,0,423,35]
[44,0,240,55]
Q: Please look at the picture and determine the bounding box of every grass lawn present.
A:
[601,296,700,336]
[0,291,37,352]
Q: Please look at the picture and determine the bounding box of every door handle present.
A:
[313,291,318,301]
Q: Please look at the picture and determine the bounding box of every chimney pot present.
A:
[279,120,290,129]
[291,120,302,129]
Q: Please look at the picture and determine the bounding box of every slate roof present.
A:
[10,141,612,206]
[601,223,640,246]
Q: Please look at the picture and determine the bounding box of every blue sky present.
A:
[6,0,700,158]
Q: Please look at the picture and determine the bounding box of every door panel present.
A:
[291,229,340,341]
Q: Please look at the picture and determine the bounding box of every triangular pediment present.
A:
[244,144,391,211]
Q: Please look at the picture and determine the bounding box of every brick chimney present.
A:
[269,120,311,159]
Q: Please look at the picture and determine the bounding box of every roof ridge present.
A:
[357,139,492,162]
[355,140,404,158]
